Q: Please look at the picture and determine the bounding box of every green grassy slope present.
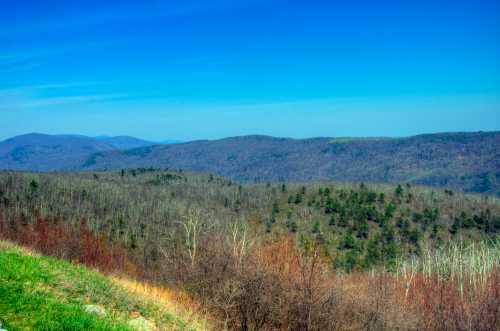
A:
[0,242,208,331]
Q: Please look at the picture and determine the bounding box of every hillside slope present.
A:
[0,171,498,330]
[94,136,158,150]
[84,131,500,194]
[1,170,498,274]
[0,133,116,171]
[0,134,173,171]
[0,241,210,331]
[1,131,498,194]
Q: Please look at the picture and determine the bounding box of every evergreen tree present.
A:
[272,200,280,214]
[329,214,336,226]
[312,220,321,234]
[339,232,357,250]
[363,236,381,268]
[395,184,404,198]
[356,219,369,239]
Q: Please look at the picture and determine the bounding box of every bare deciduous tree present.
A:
[178,208,214,268]
[229,219,254,269]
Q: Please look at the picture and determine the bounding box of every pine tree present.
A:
[329,214,336,226]
[312,220,321,234]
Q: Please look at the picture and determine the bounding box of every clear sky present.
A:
[1,0,499,141]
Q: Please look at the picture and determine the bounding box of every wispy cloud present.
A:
[0,83,130,111]
[11,94,130,109]
[1,81,111,92]
[0,40,123,74]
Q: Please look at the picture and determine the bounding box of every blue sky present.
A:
[1,0,499,141]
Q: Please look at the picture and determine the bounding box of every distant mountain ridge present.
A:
[0,133,116,171]
[94,136,157,150]
[1,131,499,194]
[0,133,174,171]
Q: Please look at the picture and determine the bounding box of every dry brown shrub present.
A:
[0,215,138,276]
[407,270,499,331]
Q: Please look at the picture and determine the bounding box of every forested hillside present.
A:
[84,131,500,195]
[0,170,498,330]
[0,133,165,171]
[1,170,498,271]
[1,131,499,194]
[0,133,116,171]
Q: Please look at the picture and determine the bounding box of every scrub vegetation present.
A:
[0,170,498,330]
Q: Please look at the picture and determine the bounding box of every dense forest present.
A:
[0,169,498,330]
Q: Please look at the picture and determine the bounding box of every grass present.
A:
[0,241,211,331]
[110,277,212,331]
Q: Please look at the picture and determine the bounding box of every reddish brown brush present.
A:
[1,210,497,331]
[0,213,139,277]
[407,270,499,331]
[248,238,498,330]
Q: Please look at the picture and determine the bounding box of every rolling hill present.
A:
[0,133,174,172]
[83,131,500,195]
[1,131,499,194]
[94,136,158,150]
[0,133,117,171]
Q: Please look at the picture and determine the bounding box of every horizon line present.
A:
[2,129,498,144]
